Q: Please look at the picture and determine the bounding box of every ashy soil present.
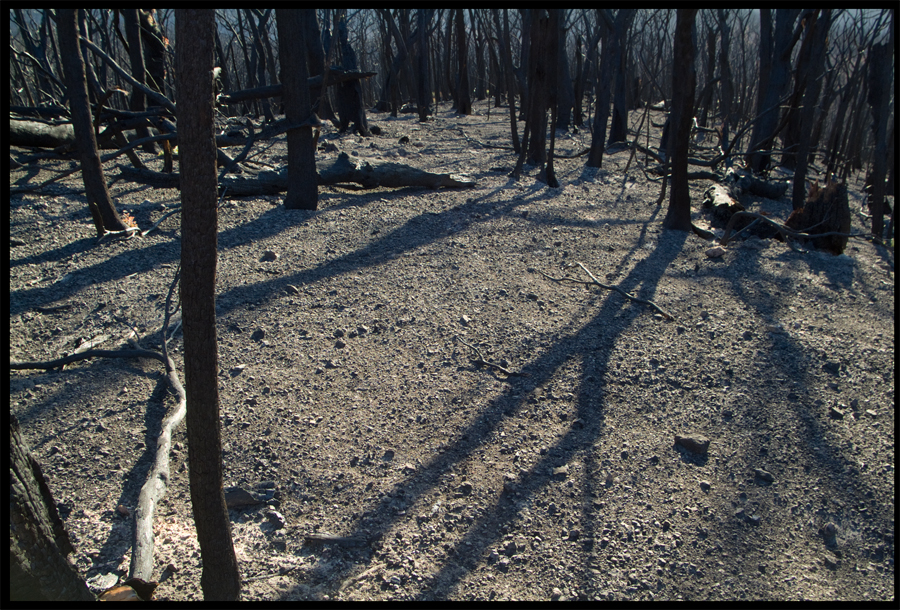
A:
[9,101,895,601]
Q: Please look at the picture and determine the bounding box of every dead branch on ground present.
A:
[9,266,186,584]
[454,335,524,377]
[539,262,675,320]
[720,211,871,248]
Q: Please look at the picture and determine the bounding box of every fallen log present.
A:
[216,70,376,106]
[9,119,76,149]
[117,151,475,194]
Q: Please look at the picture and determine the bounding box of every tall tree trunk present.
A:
[175,9,242,601]
[335,9,371,136]
[587,12,613,168]
[56,8,128,237]
[791,9,832,210]
[454,8,473,115]
[554,11,575,131]
[493,9,520,153]
[746,9,801,173]
[780,9,821,170]
[866,41,892,241]
[417,9,432,122]
[277,9,319,211]
[122,9,157,153]
[10,415,95,601]
[608,9,636,144]
[663,8,698,232]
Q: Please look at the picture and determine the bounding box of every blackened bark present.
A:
[780,9,821,170]
[608,9,636,144]
[10,415,95,601]
[587,13,613,168]
[790,9,831,210]
[493,9,520,153]
[277,9,319,210]
[123,10,157,153]
[138,10,166,96]
[746,9,801,173]
[335,10,371,136]
[417,9,432,122]
[175,9,241,601]
[56,8,128,237]
[866,41,892,240]
[554,11,574,131]
[455,9,473,115]
[663,9,698,232]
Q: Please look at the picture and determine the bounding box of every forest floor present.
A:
[9,100,895,601]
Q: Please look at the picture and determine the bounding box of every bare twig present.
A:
[539,262,675,320]
[454,335,524,376]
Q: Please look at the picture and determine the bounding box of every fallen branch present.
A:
[454,335,524,377]
[9,268,186,584]
[539,262,675,321]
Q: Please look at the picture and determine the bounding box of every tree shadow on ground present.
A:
[274,222,688,600]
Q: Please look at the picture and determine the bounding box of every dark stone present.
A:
[674,433,710,454]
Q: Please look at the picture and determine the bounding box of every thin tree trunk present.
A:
[277,9,319,211]
[56,8,128,236]
[663,9,698,232]
[175,9,242,601]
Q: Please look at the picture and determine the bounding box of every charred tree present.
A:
[866,41,892,241]
[10,415,95,602]
[277,9,319,210]
[56,8,129,237]
[786,181,852,254]
[607,9,636,144]
[416,9,432,122]
[334,10,371,135]
[493,9,521,153]
[662,8,698,232]
[554,11,575,131]
[586,11,615,168]
[746,9,802,174]
[175,9,241,601]
[790,9,832,210]
[122,9,156,153]
[781,9,825,171]
[454,8,473,115]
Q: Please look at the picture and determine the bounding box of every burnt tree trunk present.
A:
[607,9,636,145]
[417,9,432,122]
[780,9,821,171]
[122,9,157,154]
[663,8,698,232]
[56,8,128,237]
[587,11,614,168]
[493,9,520,153]
[175,9,241,601]
[746,9,801,174]
[335,10,371,135]
[277,9,319,210]
[10,415,95,602]
[790,9,831,210]
[866,41,892,241]
[454,8,473,115]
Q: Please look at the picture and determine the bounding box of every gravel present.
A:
[9,100,894,601]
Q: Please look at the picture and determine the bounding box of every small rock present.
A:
[261,250,278,262]
[334,339,346,349]
[116,504,130,517]
[705,246,726,258]
[457,481,474,496]
[829,406,845,419]
[865,409,878,418]
[823,522,838,538]
[552,464,569,477]
[459,315,471,327]
[675,433,710,454]
[699,480,711,492]
[251,329,265,341]
[265,510,286,529]
[754,468,775,483]
[551,587,563,601]
[568,529,581,541]
[822,361,841,376]
[401,462,416,474]
[333,328,345,338]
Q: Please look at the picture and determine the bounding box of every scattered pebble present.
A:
[675,433,710,454]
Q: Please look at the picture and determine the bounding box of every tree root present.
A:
[539,261,675,321]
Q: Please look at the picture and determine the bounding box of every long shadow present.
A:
[275,215,686,599]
